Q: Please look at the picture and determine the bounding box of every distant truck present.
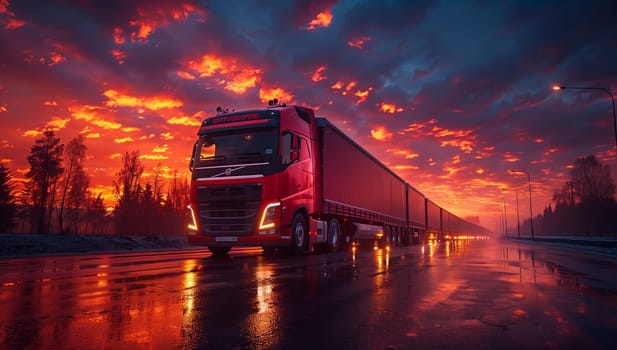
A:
[187,102,488,255]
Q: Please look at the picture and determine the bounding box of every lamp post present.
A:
[515,189,521,239]
[553,85,617,150]
[501,188,508,237]
[509,170,534,240]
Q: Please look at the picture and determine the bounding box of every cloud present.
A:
[370,126,393,141]
[306,9,332,30]
[379,102,404,114]
[103,90,183,110]
[114,137,134,143]
[166,116,201,127]
[184,53,262,94]
[259,86,295,104]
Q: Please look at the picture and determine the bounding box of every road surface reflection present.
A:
[0,240,615,349]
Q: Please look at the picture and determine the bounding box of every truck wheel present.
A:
[291,213,307,255]
[327,218,341,252]
[208,246,231,256]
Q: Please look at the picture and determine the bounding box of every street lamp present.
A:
[552,85,617,150]
[508,170,534,240]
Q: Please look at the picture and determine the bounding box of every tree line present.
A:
[0,130,190,236]
[512,155,617,237]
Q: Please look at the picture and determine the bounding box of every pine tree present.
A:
[25,130,64,233]
[0,164,17,232]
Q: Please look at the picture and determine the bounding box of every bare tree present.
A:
[85,192,107,234]
[65,166,90,233]
[57,135,87,233]
[113,150,143,203]
[112,150,143,235]
[570,155,615,202]
[26,130,64,233]
[169,170,190,211]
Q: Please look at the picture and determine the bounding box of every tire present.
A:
[327,218,341,252]
[208,246,231,256]
[291,213,308,255]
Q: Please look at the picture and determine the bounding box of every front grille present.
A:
[196,184,263,235]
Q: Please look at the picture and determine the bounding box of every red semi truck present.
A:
[187,103,416,255]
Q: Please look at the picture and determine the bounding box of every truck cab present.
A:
[187,103,325,255]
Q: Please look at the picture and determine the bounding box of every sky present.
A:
[1,0,616,233]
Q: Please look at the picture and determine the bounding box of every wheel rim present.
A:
[295,222,305,247]
[330,221,339,246]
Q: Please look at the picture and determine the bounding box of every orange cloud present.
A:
[113,28,125,44]
[504,152,520,162]
[167,116,201,126]
[544,148,558,156]
[344,81,356,93]
[186,54,261,94]
[114,137,134,143]
[103,90,183,110]
[176,71,196,80]
[330,81,344,90]
[370,126,393,141]
[48,51,65,66]
[1,140,13,149]
[306,10,332,30]
[439,139,474,153]
[71,105,122,129]
[119,3,204,44]
[226,69,261,94]
[354,88,372,104]
[393,165,419,170]
[5,18,26,29]
[380,102,404,114]
[23,130,41,137]
[153,144,168,153]
[312,66,327,82]
[121,126,140,133]
[161,132,174,140]
[431,126,472,138]
[92,119,122,130]
[45,117,70,130]
[348,36,371,48]
[111,49,126,64]
[259,86,294,104]
[387,148,419,159]
[140,154,169,160]
[1,1,26,29]
[85,133,100,139]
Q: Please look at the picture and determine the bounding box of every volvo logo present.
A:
[225,168,232,176]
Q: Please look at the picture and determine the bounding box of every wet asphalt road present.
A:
[1,239,616,350]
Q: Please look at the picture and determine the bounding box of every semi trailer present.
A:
[187,102,488,255]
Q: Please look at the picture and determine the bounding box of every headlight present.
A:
[187,205,198,232]
[259,202,281,232]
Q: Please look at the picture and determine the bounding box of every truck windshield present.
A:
[195,128,278,167]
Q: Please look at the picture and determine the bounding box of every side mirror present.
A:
[189,141,198,171]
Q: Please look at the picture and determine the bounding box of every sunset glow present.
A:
[1,1,615,232]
